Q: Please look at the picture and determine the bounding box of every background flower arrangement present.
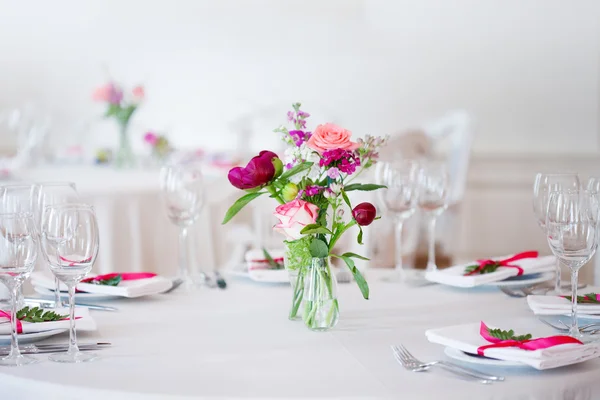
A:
[223,103,387,330]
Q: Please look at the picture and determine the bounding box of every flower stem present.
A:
[329,220,356,251]
[266,185,285,204]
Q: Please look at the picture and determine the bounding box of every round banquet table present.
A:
[2,274,600,400]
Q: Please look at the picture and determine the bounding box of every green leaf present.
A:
[563,293,600,304]
[262,248,284,270]
[105,103,120,118]
[300,224,333,235]
[340,190,352,209]
[222,192,264,224]
[463,262,500,275]
[279,162,313,181]
[332,254,369,299]
[16,306,68,323]
[342,252,370,261]
[89,274,123,286]
[343,184,387,192]
[309,238,329,258]
[357,226,363,245]
[487,327,532,341]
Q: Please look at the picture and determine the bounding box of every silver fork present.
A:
[391,345,504,384]
[499,287,526,298]
[538,318,600,332]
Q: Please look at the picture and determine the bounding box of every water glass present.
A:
[418,162,449,272]
[41,204,99,363]
[545,190,598,338]
[532,173,580,294]
[0,212,38,366]
[160,162,204,289]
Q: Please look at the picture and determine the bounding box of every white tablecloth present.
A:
[2,275,599,399]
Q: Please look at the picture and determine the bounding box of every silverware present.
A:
[391,344,503,384]
[538,318,600,332]
[24,298,118,312]
[499,287,526,298]
[0,342,111,356]
[198,272,217,289]
[163,278,184,294]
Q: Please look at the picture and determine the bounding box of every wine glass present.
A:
[533,173,580,294]
[379,161,421,282]
[545,190,598,338]
[587,177,600,194]
[40,204,99,363]
[418,162,449,272]
[0,212,38,366]
[34,182,79,308]
[160,161,204,289]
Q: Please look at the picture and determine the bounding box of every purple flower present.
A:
[319,148,360,175]
[299,119,307,129]
[327,167,340,179]
[304,185,323,197]
[298,110,310,118]
[287,111,295,122]
[285,162,294,170]
[288,130,308,147]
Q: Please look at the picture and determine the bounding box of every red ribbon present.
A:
[476,321,582,356]
[464,251,539,276]
[81,272,156,284]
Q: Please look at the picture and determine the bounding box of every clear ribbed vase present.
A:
[302,257,339,331]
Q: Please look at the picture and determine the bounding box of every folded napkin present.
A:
[426,320,600,369]
[424,252,556,287]
[245,249,285,271]
[528,293,600,316]
[31,272,173,298]
[0,307,96,335]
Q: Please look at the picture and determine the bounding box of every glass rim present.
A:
[0,211,35,220]
[43,203,95,211]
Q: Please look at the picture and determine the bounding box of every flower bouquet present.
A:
[92,82,144,168]
[144,131,173,163]
[223,103,387,331]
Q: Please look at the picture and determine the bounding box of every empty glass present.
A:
[41,204,99,363]
[160,162,204,289]
[587,177,600,194]
[546,190,598,338]
[0,212,38,366]
[533,173,580,294]
[379,161,421,282]
[418,162,449,272]
[35,182,79,308]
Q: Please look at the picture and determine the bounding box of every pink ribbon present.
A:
[0,311,81,334]
[81,272,156,284]
[464,251,539,276]
[476,321,582,356]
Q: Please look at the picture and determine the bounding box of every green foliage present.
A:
[262,248,284,270]
[284,237,313,271]
[332,253,370,299]
[343,184,387,192]
[309,238,329,258]
[279,162,314,181]
[564,293,600,304]
[17,307,68,323]
[300,224,333,236]
[222,192,264,224]
[464,262,500,275]
[89,275,122,286]
[487,327,532,342]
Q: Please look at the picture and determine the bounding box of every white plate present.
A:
[33,286,120,301]
[228,266,290,284]
[444,346,525,367]
[0,329,67,345]
[484,272,554,287]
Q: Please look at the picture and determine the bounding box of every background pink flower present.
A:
[92,83,123,105]
[144,132,158,145]
[132,85,145,101]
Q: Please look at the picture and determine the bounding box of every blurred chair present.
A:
[370,110,473,268]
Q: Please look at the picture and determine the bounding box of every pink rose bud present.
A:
[352,202,377,226]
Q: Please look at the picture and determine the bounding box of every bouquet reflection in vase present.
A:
[222,103,387,331]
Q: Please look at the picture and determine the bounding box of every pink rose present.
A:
[273,199,319,240]
[92,83,123,105]
[132,85,145,101]
[306,123,359,154]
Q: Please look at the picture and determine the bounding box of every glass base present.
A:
[0,353,39,367]
[49,351,97,363]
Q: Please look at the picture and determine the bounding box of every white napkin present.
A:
[424,254,556,287]
[0,307,96,335]
[528,294,600,316]
[31,272,173,298]
[426,321,600,369]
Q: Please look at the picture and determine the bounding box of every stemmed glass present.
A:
[587,177,600,194]
[0,212,38,366]
[533,173,580,294]
[40,204,99,363]
[418,162,449,272]
[546,190,598,338]
[379,161,421,282]
[160,162,204,289]
[34,182,79,308]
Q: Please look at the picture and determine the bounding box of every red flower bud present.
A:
[352,202,377,226]
[228,150,281,190]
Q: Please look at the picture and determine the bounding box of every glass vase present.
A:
[114,122,136,169]
[302,257,339,331]
[283,238,311,320]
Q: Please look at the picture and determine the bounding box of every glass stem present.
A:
[9,281,22,359]
[426,216,437,272]
[569,268,580,337]
[394,217,404,274]
[54,277,61,307]
[67,284,78,354]
[178,227,188,280]
[554,259,562,294]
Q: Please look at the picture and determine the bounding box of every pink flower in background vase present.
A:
[92,82,123,105]
[132,86,145,101]
[307,123,359,154]
[273,199,319,240]
[144,132,158,146]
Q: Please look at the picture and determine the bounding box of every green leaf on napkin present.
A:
[16,307,67,323]
[464,262,500,275]
[563,293,600,304]
[487,327,532,342]
[262,248,284,270]
[88,275,122,286]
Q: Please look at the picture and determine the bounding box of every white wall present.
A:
[0,0,598,156]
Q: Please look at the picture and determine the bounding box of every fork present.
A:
[499,287,526,298]
[538,318,600,332]
[391,345,504,384]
